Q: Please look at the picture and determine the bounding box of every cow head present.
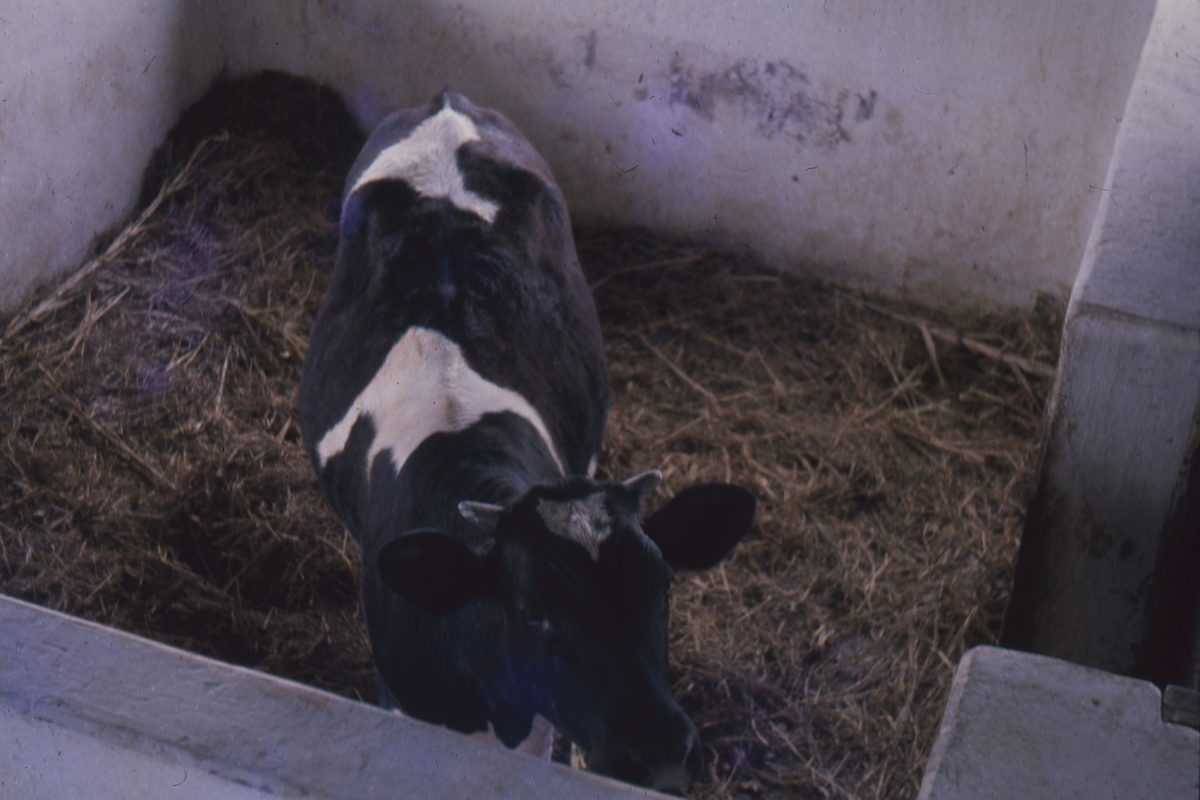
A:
[376,471,755,792]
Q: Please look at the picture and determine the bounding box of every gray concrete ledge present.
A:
[918,646,1200,800]
[0,594,662,799]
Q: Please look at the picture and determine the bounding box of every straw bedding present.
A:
[0,74,1059,799]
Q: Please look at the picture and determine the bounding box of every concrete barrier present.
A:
[0,594,664,799]
[918,646,1200,800]
[1001,0,1200,686]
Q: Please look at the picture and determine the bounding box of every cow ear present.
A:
[377,530,494,615]
[642,483,756,571]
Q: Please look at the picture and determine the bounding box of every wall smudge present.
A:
[668,54,876,150]
[583,29,597,69]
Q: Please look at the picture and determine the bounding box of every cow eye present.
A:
[518,608,554,635]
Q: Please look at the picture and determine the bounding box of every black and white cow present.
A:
[299,91,755,792]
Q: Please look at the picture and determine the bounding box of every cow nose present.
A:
[645,723,702,794]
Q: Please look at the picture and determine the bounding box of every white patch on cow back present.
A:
[316,326,562,476]
[536,492,611,560]
[350,104,499,223]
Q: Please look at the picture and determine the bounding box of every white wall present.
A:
[0,1,1156,314]
[211,0,1157,309]
[0,1,223,314]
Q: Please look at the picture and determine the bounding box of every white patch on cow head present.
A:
[315,326,563,476]
[536,492,611,560]
[350,103,500,223]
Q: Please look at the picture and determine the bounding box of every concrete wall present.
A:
[0,1,1155,316]
[0,1,223,314]
[1002,0,1200,686]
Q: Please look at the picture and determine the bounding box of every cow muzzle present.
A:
[598,709,702,793]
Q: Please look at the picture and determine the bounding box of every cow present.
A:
[298,90,755,792]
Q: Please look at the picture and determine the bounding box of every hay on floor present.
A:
[0,73,1059,799]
